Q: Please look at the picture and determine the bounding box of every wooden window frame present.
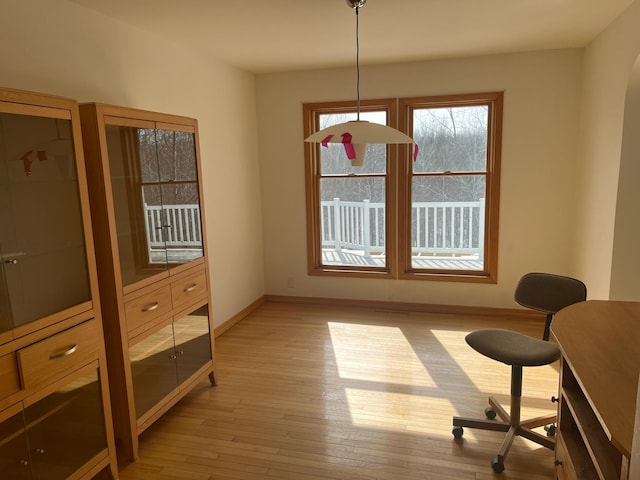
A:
[303,99,399,278]
[303,92,503,283]
[398,92,503,283]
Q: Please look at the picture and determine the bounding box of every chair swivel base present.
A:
[452,395,556,473]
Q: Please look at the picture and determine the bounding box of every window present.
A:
[303,92,503,283]
[399,93,503,282]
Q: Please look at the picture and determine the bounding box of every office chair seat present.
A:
[465,329,560,367]
[452,272,586,474]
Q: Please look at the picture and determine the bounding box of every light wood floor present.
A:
[115,301,559,480]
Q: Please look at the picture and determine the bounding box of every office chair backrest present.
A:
[514,272,587,314]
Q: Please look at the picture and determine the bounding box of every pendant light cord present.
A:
[355,6,361,121]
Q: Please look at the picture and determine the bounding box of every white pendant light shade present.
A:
[305,120,414,145]
[305,120,414,167]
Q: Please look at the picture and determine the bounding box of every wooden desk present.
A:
[551,300,640,480]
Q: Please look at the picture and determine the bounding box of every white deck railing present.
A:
[143,200,485,261]
[145,203,202,248]
[321,198,485,259]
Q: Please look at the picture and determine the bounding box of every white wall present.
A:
[574,0,640,299]
[0,0,265,328]
[5,0,638,317]
[256,50,583,309]
[610,58,640,300]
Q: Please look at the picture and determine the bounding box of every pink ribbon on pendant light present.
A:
[341,133,356,160]
[321,135,334,147]
[318,131,419,163]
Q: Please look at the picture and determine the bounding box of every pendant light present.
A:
[304,0,415,167]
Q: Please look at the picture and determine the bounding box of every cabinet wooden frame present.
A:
[0,87,118,479]
[79,103,216,462]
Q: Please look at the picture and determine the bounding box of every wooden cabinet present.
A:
[79,103,216,461]
[552,301,640,480]
[0,87,117,479]
[1,320,113,480]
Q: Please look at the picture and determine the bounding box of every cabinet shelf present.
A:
[557,421,599,480]
[561,382,621,479]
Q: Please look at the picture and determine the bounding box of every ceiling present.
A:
[71,0,634,74]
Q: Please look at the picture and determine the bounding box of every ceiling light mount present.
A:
[346,0,366,8]
[305,0,415,166]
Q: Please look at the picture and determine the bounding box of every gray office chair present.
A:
[451,272,587,473]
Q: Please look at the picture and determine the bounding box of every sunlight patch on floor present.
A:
[328,321,457,431]
[343,386,454,431]
[328,321,436,386]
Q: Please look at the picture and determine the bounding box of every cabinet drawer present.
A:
[18,320,100,391]
[125,285,172,333]
[171,269,207,309]
[0,353,20,401]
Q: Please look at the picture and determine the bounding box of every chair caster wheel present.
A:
[491,457,505,473]
[452,426,463,439]
[484,407,497,419]
[544,424,557,436]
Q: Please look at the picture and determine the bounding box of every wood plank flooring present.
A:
[114,301,558,480]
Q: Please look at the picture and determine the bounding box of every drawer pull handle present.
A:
[141,302,160,313]
[554,459,563,466]
[18,459,29,466]
[49,344,78,360]
[4,259,18,264]
[35,448,45,454]
[184,283,198,293]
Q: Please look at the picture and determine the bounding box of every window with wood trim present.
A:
[399,92,503,282]
[303,92,502,283]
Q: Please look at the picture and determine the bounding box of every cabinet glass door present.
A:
[129,322,179,419]
[155,127,204,266]
[105,123,204,288]
[105,123,170,286]
[174,303,212,383]
[0,111,90,330]
[0,407,30,480]
[24,369,107,480]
